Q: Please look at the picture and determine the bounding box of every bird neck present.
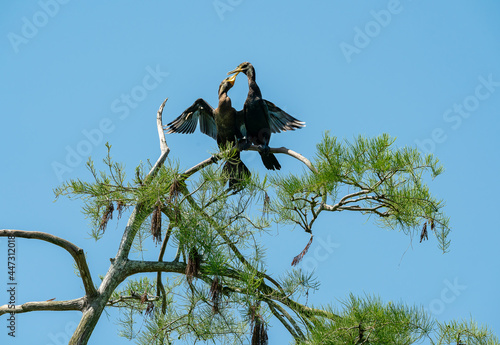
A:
[246,68,262,99]
[246,65,256,81]
[247,82,262,100]
[218,92,232,110]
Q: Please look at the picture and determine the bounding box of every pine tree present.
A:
[1,99,497,345]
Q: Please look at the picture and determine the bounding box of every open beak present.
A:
[226,72,239,85]
[219,73,239,95]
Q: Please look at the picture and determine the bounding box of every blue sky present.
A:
[1,1,500,344]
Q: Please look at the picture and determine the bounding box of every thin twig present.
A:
[265,299,306,340]
[157,223,174,314]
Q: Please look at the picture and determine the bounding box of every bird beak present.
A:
[226,72,239,85]
[227,67,243,76]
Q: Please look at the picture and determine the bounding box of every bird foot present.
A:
[237,138,251,151]
[258,144,270,155]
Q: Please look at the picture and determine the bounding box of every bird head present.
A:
[218,73,238,96]
[227,62,253,76]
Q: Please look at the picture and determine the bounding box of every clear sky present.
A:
[1,1,500,344]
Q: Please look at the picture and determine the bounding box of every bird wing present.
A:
[165,98,217,140]
[264,100,306,133]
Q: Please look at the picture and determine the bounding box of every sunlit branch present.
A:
[146,98,170,180]
[247,146,317,173]
[0,298,85,315]
[325,189,371,211]
[0,229,96,297]
[336,205,389,217]
[181,145,315,182]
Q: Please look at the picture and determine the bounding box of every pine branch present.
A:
[123,258,338,329]
[107,293,160,307]
[265,299,305,341]
[157,223,174,314]
[68,97,173,345]
[115,99,171,262]
[178,185,286,295]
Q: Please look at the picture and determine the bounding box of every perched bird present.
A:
[165,74,250,188]
[227,62,305,170]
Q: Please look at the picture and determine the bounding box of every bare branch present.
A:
[0,229,96,297]
[323,189,371,212]
[125,259,188,276]
[337,205,385,212]
[114,206,151,262]
[157,98,169,155]
[107,294,160,307]
[182,155,220,180]
[181,145,315,182]
[332,204,389,217]
[341,195,381,205]
[0,298,85,315]
[146,98,170,180]
[247,146,317,173]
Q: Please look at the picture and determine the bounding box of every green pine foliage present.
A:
[435,318,499,345]
[299,295,499,345]
[53,133,496,344]
[299,294,434,344]
[271,133,450,252]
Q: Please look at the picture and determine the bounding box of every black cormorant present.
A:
[227,62,305,170]
[165,74,249,187]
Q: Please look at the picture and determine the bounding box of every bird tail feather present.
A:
[223,152,251,188]
[259,152,281,170]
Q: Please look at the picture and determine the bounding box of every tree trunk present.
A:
[69,258,127,344]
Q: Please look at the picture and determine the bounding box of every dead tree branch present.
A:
[0,229,96,297]
[0,298,85,315]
